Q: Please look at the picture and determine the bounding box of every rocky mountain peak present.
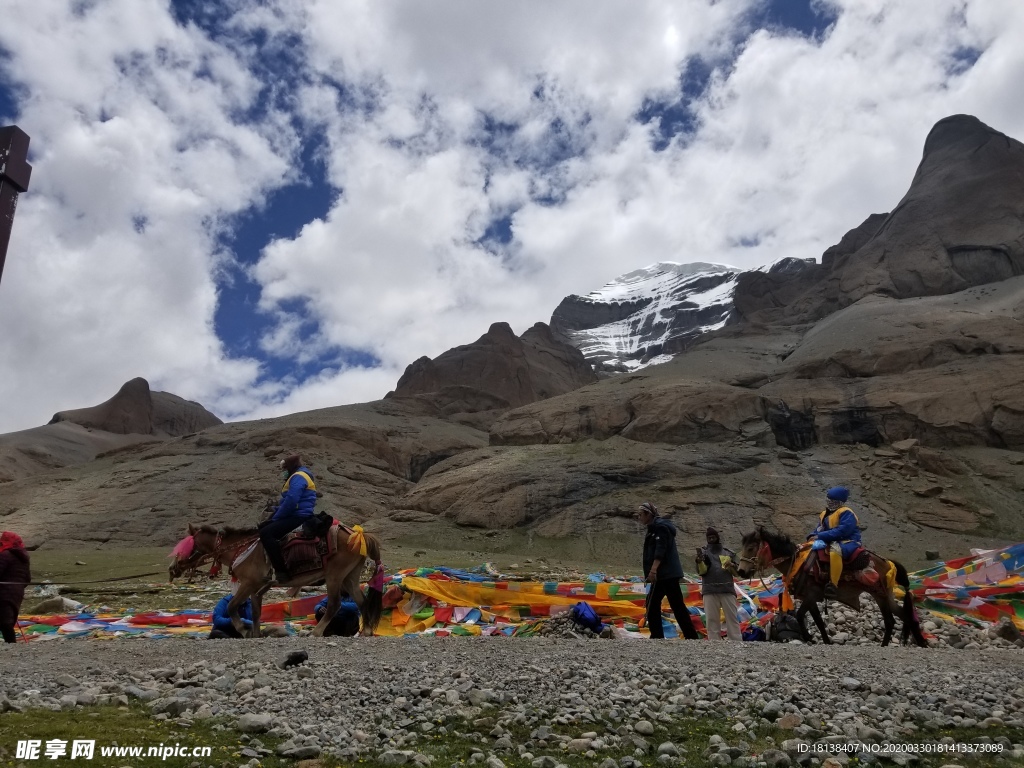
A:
[921,113,1006,159]
[551,261,738,372]
[48,377,222,437]
[390,321,597,416]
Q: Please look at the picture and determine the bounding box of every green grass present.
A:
[30,548,172,584]
[0,705,290,767]
[2,707,1022,768]
[317,714,1024,768]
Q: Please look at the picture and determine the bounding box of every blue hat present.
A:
[826,486,849,502]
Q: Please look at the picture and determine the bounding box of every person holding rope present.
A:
[636,502,699,640]
[259,454,317,581]
[0,531,30,643]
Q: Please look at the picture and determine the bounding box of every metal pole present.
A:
[0,125,33,287]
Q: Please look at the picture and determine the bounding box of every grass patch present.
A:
[1,708,1021,768]
[0,705,288,767]
[313,714,1024,768]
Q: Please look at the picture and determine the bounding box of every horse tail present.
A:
[361,532,384,634]
[893,559,927,648]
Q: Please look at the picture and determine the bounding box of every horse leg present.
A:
[873,589,896,647]
[340,563,373,636]
[313,568,340,638]
[807,602,832,644]
[794,603,815,644]
[227,586,256,638]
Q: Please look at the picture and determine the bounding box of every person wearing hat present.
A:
[636,502,699,640]
[808,486,862,599]
[0,531,30,643]
[696,527,741,641]
[258,454,318,581]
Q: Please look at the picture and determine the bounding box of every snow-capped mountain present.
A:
[550,262,739,372]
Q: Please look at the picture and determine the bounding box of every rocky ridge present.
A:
[0,377,221,483]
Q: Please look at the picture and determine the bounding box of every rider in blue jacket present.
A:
[315,594,361,637]
[210,594,252,639]
[258,454,317,581]
[808,486,862,598]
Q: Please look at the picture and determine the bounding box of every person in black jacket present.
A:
[637,502,699,640]
[0,531,31,644]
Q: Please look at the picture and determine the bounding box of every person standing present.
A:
[637,502,699,640]
[697,527,741,641]
[0,531,31,643]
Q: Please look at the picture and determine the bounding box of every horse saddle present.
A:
[813,545,869,571]
[800,546,871,587]
[281,517,339,575]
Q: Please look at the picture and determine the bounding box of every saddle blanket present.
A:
[281,523,342,575]
[814,545,870,572]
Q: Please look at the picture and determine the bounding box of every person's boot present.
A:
[823,582,838,600]
[264,541,290,582]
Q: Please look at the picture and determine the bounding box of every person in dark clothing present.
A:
[0,531,31,644]
[259,454,318,581]
[314,595,361,637]
[637,502,699,640]
[209,594,253,639]
[697,527,741,640]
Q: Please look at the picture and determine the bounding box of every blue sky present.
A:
[0,0,1022,432]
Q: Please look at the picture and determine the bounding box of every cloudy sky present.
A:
[1,0,1022,433]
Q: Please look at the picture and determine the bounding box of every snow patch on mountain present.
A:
[550,262,739,373]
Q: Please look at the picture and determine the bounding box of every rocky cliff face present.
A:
[733,114,1024,325]
[390,321,597,418]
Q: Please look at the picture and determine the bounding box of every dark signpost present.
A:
[0,125,32,287]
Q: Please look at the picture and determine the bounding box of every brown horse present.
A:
[169,523,383,638]
[736,526,927,647]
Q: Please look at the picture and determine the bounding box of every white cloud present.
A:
[1,0,1023,431]
[0,0,293,429]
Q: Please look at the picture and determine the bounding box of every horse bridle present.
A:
[738,538,795,598]
[173,530,254,579]
[738,540,773,574]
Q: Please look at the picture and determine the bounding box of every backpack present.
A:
[301,511,335,539]
[768,612,804,642]
[570,602,603,633]
[742,626,767,642]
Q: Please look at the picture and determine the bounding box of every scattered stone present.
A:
[237,714,273,733]
[634,720,655,735]
[278,650,309,669]
[761,750,792,768]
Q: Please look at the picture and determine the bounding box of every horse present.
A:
[169,522,383,639]
[736,526,927,647]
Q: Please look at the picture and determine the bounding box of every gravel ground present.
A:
[3,638,1024,766]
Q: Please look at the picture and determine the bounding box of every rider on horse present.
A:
[808,486,862,599]
[258,454,317,581]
